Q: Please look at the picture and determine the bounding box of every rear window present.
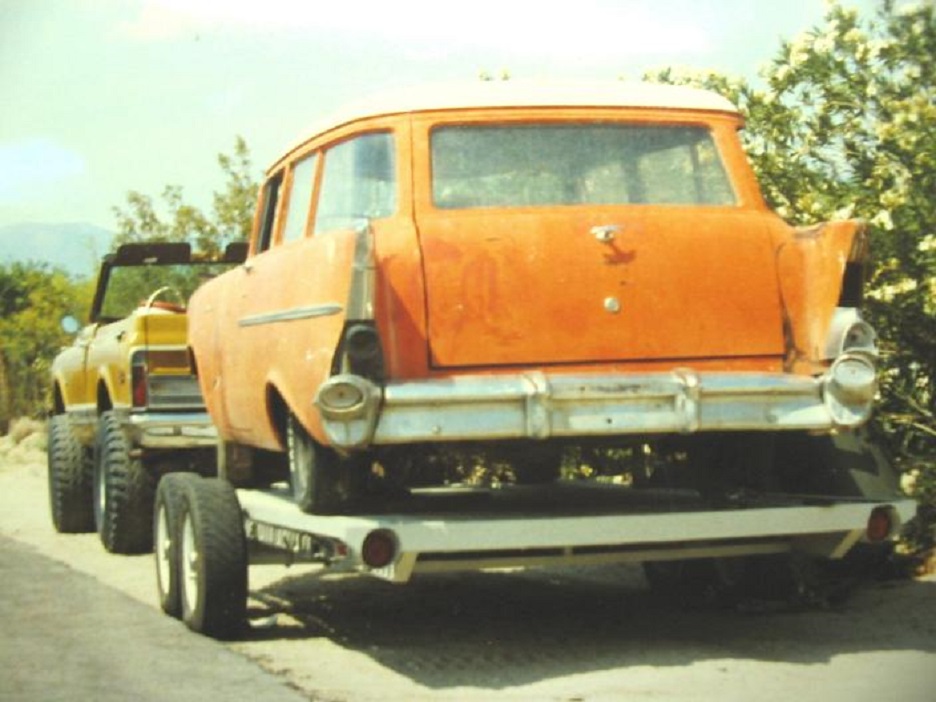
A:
[431,123,735,209]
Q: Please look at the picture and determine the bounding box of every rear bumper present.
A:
[316,361,877,450]
[127,411,217,449]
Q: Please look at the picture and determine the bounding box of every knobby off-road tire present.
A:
[154,473,199,618]
[47,414,94,533]
[93,411,156,554]
[178,477,247,639]
[287,413,367,515]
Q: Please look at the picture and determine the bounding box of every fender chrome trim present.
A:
[239,303,343,328]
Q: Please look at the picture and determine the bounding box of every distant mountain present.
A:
[0,222,114,278]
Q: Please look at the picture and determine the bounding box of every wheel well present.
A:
[52,383,66,415]
[266,385,289,450]
[97,381,113,412]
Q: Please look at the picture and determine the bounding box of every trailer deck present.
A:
[236,481,917,583]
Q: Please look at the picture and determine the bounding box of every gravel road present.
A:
[2,443,934,702]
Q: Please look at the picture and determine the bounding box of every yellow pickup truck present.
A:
[47,241,245,553]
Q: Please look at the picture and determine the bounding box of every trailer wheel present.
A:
[154,473,199,618]
[93,411,155,554]
[47,414,94,533]
[178,477,247,639]
[287,413,366,514]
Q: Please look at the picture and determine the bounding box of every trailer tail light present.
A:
[866,506,893,542]
[362,529,397,569]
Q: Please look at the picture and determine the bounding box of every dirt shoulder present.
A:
[2,442,935,702]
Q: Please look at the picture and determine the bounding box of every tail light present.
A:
[362,529,397,568]
[333,321,385,381]
[131,351,148,408]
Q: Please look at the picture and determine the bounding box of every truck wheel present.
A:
[154,473,199,618]
[287,413,365,514]
[47,415,94,533]
[93,411,156,554]
[178,477,247,639]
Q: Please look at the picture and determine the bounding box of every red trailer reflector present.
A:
[866,506,893,542]
[362,529,397,568]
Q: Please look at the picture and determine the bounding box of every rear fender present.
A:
[774,219,869,371]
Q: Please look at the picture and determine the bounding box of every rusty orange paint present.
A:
[189,96,862,449]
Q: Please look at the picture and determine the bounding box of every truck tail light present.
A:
[131,351,148,408]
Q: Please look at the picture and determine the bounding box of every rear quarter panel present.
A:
[771,218,866,372]
[190,233,359,449]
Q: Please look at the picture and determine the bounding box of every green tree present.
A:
[0,263,90,427]
[112,136,258,257]
[647,0,935,546]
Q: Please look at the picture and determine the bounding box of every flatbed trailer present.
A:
[153,475,916,639]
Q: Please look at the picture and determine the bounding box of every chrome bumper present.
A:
[127,411,218,449]
[316,358,877,450]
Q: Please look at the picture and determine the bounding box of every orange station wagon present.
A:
[188,82,879,515]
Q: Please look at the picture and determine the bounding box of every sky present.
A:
[1,0,883,233]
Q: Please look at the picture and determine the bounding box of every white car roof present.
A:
[276,81,739,167]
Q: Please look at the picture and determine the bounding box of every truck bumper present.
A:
[127,411,218,449]
[316,362,877,450]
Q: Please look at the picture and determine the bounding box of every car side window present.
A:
[256,171,283,253]
[313,132,396,234]
[281,154,318,244]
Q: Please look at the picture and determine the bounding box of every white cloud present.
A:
[118,0,711,58]
[0,139,86,204]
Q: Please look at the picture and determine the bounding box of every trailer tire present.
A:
[47,414,95,533]
[154,473,199,618]
[287,413,365,514]
[93,411,155,554]
[178,477,247,639]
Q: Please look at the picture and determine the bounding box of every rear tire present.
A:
[93,411,156,554]
[47,415,94,533]
[178,477,247,639]
[287,413,366,514]
[154,473,198,618]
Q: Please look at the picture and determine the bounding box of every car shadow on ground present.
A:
[243,562,936,691]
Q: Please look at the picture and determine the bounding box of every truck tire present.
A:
[47,415,94,533]
[93,411,156,554]
[287,413,366,514]
[178,477,247,639]
[154,473,199,618]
